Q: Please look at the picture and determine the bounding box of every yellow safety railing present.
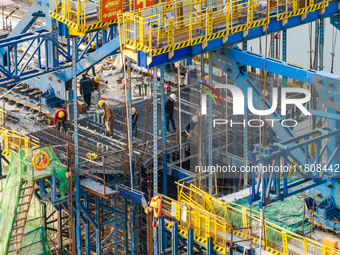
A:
[119,0,328,57]
[49,0,132,35]
[0,126,40,158]
[176,173,340,255]
[0,109,4,127]
[161,195,248,254]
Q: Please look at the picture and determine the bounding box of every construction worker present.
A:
[54,109,68,132]
[165,93,177,133]
[184,115,199,138]
[132,107,138,139]
[87,41,96,53]
[80,72,94,110]
[91,76,100,91]
[258,0,267,17]
[98,100,116,137]
[87,41,97,75]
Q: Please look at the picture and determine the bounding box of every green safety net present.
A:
[19,227,49,255]
[212,182,310,244]
[233,191,311,240]
[0,146,68,254]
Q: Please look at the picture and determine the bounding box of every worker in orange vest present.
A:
[54,109,68,132]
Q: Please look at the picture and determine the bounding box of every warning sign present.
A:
[135,0,155,10]
[102,0,122,22]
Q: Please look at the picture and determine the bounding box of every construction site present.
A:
[0,0,339,254]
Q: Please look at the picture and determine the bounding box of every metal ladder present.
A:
[7,182,35,255]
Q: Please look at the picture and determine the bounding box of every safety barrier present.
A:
[0,126,40,158]
[49,0,129,34]
[161,195,248,254]
[0,108,4,127]
[176,173,340,255]
[119,0,328,57]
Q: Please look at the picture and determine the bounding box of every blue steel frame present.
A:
[72,36,82,254]
[208,46,340,229]
[208,53,213,194]
[208,0,213,195]
[152,67,159,255]
[282,29,287,87]
[0,30,69,85]
[126,57,136,254]
[319,18,324,71]
[249,128,340,207]
[0,26,120,114]
[160,65,168,196]
[48,175,146,254]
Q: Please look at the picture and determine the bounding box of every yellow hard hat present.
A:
[91,41,96,47]
[58,111,65,118]
[94,76,99,83]
[132,107,136,115]
[82,72,86,76]
[98,100,104,107]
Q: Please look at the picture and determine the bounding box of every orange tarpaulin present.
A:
[102,0,122,22]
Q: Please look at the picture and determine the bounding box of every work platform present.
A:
[118,0,335,67]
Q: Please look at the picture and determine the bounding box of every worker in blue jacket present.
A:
[184,115,199,138]
[132,107,138,139]
[79,72,94,110]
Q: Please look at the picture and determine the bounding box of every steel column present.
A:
[208,0,213,192]
[153,67,158,255]
[72,36,82,255]
[159,217,165,253]
[187,228,193,255]
[84,194,90,255]
[243,40,248,188]
[172,221,178,255]
[319,18,324,71]
[160,65,167,196]
[208,53,213,194]
[96,195,102,255]
[313,20,319,70]
[207,237,213,255]
[282,30,287,87]
[244,96,248,188]
[201,54,207,168]
[126,58,135,254]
